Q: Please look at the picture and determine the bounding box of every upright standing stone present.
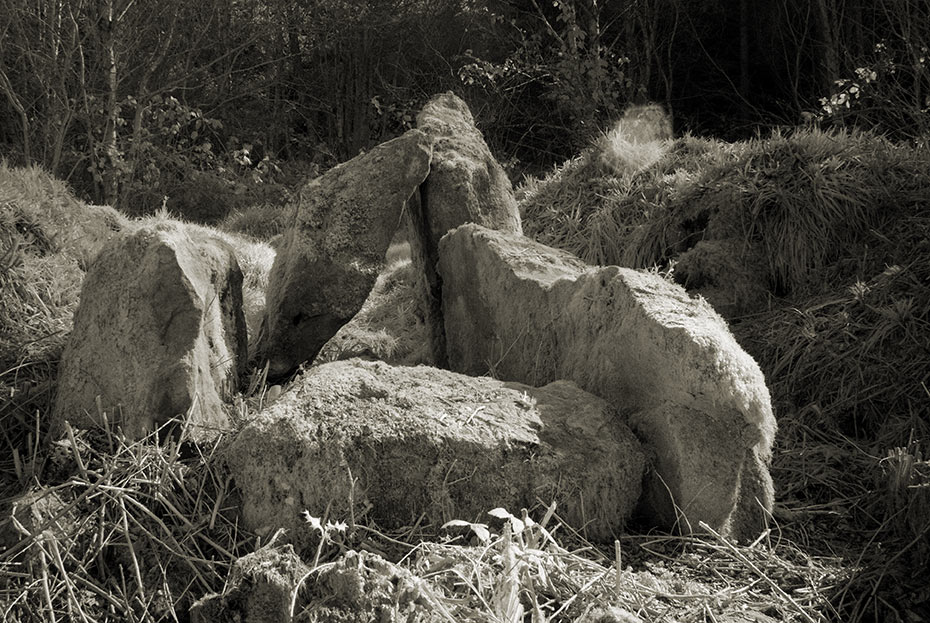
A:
[253,129,432,377]
[407,92,523,365]
[438,224,776,541]
[52,221,247,440]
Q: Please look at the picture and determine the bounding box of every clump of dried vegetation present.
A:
[1,422,252,621]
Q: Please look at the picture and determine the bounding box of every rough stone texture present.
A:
[52,220,247,440]
[300,550,434,622]
[223,358,644,546]
[413,92,522,246]
[407,92,523,365]
[438,224,776,540]
[190,540,309,623]
[253,129,431,377]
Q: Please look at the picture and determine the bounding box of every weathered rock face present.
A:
[413,92,522,246]
[190,541,309,623]
[299,550,427,622]
[253,130,431,378]
[223,358,644,546]
[52,221,247,440]
[438,224,776,541]
[407,92,523,365]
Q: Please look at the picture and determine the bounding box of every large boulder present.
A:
[253,130,431,377]
[223,359,644,546]
[407,92,523,365]
[52,220,247,440]
[438,224,776,540]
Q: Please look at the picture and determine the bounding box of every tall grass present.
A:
[1,164,128,493]
[0,421,254,622]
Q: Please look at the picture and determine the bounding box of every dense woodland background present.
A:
[2,0,928,219]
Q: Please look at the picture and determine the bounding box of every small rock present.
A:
[300,550,428,622]
[575,605,645,623]
[1,489,86,561]
[190,540,309,623]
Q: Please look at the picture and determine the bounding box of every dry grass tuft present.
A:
[288,503,840,622]
[520,133,740,268]
[0,420,255,622]
[218,201,294,241]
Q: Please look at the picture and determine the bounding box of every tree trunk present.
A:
[0,69,31,164]
[814,0,840,93]
[739,0,751,116]
[100,0,121,206]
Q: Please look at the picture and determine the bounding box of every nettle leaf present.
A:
[303,510,323,533]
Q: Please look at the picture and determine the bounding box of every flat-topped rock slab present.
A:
[222,358,644,545]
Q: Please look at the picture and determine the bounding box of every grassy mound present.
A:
[1,164,128,490]
[520,133,741,267]
[524,127,930,300]
[0,163,127,368]
[519,126,930,621]
[631,129,929,298]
